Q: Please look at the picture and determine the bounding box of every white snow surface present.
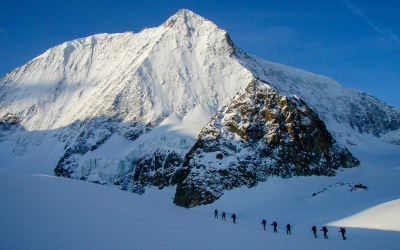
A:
[328,199,400,231]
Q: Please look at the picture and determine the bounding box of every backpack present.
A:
[323,227,328,232]
[262,220,266,224]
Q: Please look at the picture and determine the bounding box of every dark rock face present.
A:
[347,92,400,138]
[0,113,23,142]
[173,80,360,207]
[119,149,184,194]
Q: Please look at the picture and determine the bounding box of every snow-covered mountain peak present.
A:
[164,9,211,29]
[0,9,255,174]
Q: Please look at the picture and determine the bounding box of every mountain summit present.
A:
[0,10,399,206]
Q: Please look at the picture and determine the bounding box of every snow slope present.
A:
[329,198,400,231]
[1,167,399,250]
[0,10,252,132]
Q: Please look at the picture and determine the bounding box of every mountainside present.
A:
[1,9,399,206]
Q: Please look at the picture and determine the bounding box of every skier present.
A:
[214,209,218,218]
[222,212,226,220]
[286,224,291,235]
[231,213,236,223]
[184,202,189,209]
[261,219,266,230]
[271,222,277,233]
[339,227,347,240]
[311,226,317,238]
[321,226,328,239]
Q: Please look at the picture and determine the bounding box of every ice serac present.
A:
[173,80,359,207]
[0,9,399,206]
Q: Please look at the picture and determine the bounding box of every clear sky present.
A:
[1,0,399,108]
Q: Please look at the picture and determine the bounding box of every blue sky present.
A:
[1,0,399,108]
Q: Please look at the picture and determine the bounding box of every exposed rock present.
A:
[0,113,23,143]
[173,80,360,207]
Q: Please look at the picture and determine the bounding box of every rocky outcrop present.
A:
[173,80,360,207]
[0,113,22,143]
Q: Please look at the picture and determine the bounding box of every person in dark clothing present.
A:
[261,220,266,230]
[214,209,218,218]
[222,212,226,220]
[339,227,347,240]
[321,226,328,239]
[184,202,189,209]
[271,222,277,233]
[231,214,236,223]
[311,226,317,238]
[286,224,291,235]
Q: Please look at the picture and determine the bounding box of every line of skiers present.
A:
[214,209,347,240]
[267,221,346,240]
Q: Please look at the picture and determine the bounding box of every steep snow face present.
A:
[235,54,400,145]
[0,10,253,175]
[0,9,252,132]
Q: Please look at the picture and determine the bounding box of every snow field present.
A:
[1,162,400,250]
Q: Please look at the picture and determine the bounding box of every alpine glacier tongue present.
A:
[0,9,399,206]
